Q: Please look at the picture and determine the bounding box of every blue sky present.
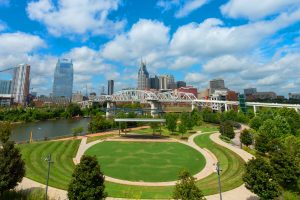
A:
[0,0,300,96]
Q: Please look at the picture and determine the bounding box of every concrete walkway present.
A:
[73,133,218,186]
[17,131,257,200]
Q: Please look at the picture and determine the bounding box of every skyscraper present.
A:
[176,81,186,88]
[209,78,225,94]
[137,60,149,90]
[108,80,114,95]
[159,75,175,90]
[53,59,73,99]
[150,75,159,90]
[11,64,30,105]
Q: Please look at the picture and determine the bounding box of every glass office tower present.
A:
[52,59,73,99]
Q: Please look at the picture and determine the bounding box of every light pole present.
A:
[45,154,54,200]
[216,162,223,200]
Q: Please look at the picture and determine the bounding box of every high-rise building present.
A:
[108,80,114,95]
[52,58,73,99]
[0,80,12,94]
[176,81,186,89]
[159,75,167,90]
[209,78,225,94]
[159,75,176,90]
[244,88,257,96]
[137,61,149,90]
[167,75,176,89]
[150,75,159,90]
[11,64,30,104]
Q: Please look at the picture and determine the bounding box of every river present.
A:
[10,118,90,143]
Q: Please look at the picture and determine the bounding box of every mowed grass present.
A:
[18,140,80,190]
[85,141,206,182]
[130,123,218,138]
[18,132,245,199]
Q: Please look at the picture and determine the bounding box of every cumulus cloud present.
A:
[203,55,248,73]
[221,0,300,20]
[102,19,170,66]
[0,32,45,57]
[184,72,207,84]
[175,0,208,18]
[170,56,198,69]
[26,0,125,37]
[157,0,207,18]
[170,9,300,58]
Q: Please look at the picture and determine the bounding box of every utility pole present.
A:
[45,154,54,200]
[216,162,223,200]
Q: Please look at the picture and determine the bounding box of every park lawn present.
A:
[86,133,116,143]
[129,123,218,137]
[18,139,80,190]
[18,132,245,199]
[85,141,206,182]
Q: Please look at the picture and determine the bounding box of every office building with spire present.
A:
[137,60,149,90]
[52,58,73,99]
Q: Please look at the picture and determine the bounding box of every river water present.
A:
[10,118,90,143]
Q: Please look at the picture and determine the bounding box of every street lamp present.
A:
[45,154,54,200]
[215,162,223,200]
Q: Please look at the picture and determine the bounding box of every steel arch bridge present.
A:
[93,90,198,103]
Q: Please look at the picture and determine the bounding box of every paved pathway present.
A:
[73,133,218,186]
[17,130,257,200]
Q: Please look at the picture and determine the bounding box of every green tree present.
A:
[191,109,203,126]
[178,123,187,138]
[150,122,159,135]
[65,103,82,118]
[68,155,106,200]
[173,170,206,200]
[270,148,300,189]
[180,112,193,130]
[240,129,253,147]
[72,126,84,137]
[0,122,25,195]
[165,113,177,134]
[219,121,235,139]
[243,157,281,200]
[249,116,263,131]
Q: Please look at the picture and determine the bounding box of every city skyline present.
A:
[0,0,300,96]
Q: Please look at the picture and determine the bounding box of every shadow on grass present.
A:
[120,133,170,140]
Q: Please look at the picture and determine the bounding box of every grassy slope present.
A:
[18,140,80,190]
[18,131,245,199]
[85,141,206,182]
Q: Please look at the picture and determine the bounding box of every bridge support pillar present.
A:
[253,105,257,116]
[191,101,196,111]
[295,108,299,113]
[225,103,228,112]
[106,101,116,118]
[148,100,161,117]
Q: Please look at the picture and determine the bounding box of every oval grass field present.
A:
[85,141,206,182]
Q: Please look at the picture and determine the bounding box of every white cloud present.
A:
[170,56,198,69]
[102,19,170,66]
[26,0,125,37]
[203,55,248,73]
[184,72,207,84]
[157,0,179,12]
[157,0,208,18]
[0,32,45,56]
[170,9,300,58]
[175,0,208,18]
[221,0,300,20]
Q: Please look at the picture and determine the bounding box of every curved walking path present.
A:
[17,130,258,200]
[73,133,218,186]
